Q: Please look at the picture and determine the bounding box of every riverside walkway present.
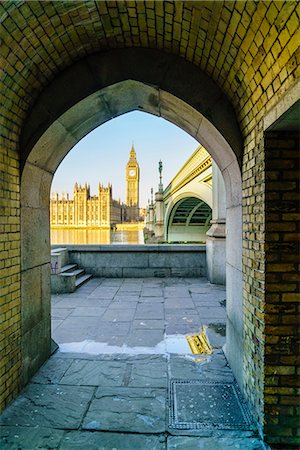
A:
[0,278,266,449]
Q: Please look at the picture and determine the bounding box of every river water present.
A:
[50,228,144,245]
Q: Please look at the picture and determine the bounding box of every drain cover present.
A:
[169,379,253,430]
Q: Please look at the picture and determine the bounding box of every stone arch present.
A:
[20,50,243,390]
[20,48,243,170]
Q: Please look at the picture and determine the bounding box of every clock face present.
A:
[129,169,135,177]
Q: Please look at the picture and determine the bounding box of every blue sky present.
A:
[51,111,199,207]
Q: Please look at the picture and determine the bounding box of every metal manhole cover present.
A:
[169,379,253,430]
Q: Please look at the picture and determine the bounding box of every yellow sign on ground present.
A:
[187,327,212,355]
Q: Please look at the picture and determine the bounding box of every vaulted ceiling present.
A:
[1,1,299,139]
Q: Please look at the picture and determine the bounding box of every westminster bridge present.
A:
[145,145,226,284]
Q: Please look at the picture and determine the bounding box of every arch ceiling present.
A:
[169,197,212,227]
[1,0,298,152]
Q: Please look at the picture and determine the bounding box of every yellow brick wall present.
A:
[0,135,21,410]
[0,1,299,444]
[263,131,299,446]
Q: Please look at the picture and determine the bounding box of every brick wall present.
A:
[0,135,21,410]
[0,1,299,446]
[264,130,299,447]
[242,124,266,429]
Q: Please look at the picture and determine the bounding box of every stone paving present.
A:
[0,278,267,449]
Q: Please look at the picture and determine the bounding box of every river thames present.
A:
[50,228,144,245]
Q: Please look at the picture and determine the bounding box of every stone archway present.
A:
[20,49,243,392]
[0,0,297,442]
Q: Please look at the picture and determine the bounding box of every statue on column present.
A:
[158,160,163,192]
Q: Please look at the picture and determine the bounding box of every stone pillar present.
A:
[206,161,226,285]
[145,207,150,228]
[154,191,164,238]
[148,204,154,233]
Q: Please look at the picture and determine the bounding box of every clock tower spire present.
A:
[126,143,140,222]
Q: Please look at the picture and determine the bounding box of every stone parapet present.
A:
[52,244,207,278]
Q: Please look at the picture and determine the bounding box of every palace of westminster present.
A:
[50,145,143,227]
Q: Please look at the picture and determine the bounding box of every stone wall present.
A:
[55,244,207,278]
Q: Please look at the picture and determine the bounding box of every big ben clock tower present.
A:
[126,144,140,222]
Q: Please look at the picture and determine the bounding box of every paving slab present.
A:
[88,289,118,299]
[31,357,73,384]
[53,327,95,343]
[166,314,200,325]
[189,287,213,294]
[165,298,195,309]
[165,308,198,317]
[51,308,74,319]
[131,319,166,330]
[135,303,164,319]
[100,279,123,287]
[83,386,166,433]
[53,298,89,308]
[141,287,164,297]
[80,298,112,307]
[197,306,226,319]
[118,286,142,293]
[51,295,63,305]
[143,281,164,287]
[114,293,141,301]
[192,294,226,304]
[164,288,191,297]
[59,359,127,386]
[139,295,165,303]
[108,300,138,308]
[0,384,95,429]
[93,321,131,337]
[167,436,265,449]
[129,357,168,388]
[126,329,164,347]
[60,431,166,450]
[168,352,234,383]
[53,316,99,342]
[101,308,136,321]
[0,278,269,449]
[52,319,63,331]
[0,426,64,450]
[205,323,226,348]
[69,306,107,317]
[169,355,208,380]
[166,324,201,335]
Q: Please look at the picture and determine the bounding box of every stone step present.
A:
[61,268,85,278]
[60,264,78,273]
[51,247,67,254]
[75,273,93,288]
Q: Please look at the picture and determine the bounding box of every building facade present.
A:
[50,182,122,228]
[50,145,141,227]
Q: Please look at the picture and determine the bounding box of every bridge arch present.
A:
[164,181,213,239]
[166,196,212,243]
